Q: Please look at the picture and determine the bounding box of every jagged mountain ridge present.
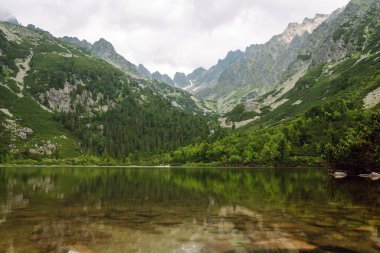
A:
[60,36,213,113]
[151,71,175,86]
[61,36,180,87]
[222,0,380,129]
[137,64,153,80]
[173,72,191,88]
[60,36,139,77]
[0,21,215,160]
[183,13,330,112]
[290,0,379,71]
[184,0,379,115]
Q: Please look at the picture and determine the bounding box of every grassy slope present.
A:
[0,86,80,157]
[234,51,380,131]
[0,24,80,158]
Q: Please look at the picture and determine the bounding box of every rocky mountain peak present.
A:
[173,72,191,88]
[137,64,152,80]
[188,67,207,81]
[152,71,162,78]
[61,36,175,86]
[60,36,92,50]
[217,50,244,65]
[152,71,175,86]
[92,38,117,57]
[182,11,333,110]
[278,14,329,44]
[161,74,175,85]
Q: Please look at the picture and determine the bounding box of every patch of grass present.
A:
[246,53,380,128]
[0,86,80,158]
[225,104,260,122]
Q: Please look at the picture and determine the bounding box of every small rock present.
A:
[252,237,317,251]
[333,171,347,178]
[370,172,380,180]
[59,243,97,253]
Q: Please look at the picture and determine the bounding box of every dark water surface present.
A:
[0,167,379,253]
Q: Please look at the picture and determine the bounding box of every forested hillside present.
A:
[0,22,216,163]
[159,0,380,170]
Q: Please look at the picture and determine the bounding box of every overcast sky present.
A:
[1,0,349,76]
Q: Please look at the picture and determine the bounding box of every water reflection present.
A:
[0,167,379,252]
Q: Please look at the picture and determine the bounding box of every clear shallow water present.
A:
[0,167,379,253]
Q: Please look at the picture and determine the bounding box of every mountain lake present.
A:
[0,167,379,253]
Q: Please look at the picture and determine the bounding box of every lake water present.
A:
[0,167,379,253]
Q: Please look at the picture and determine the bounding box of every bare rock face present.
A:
[277,14,329,44]
[91,38,117,58]
[186,14,329,104]
[3,119,33,140]
[137,64,152,80]
[17,127,33,140]
[363,86,380,108]
[60,36,92,50]
[40,81,111,114]
[173,72,191,88]
[291,0,380,72]
[152,71,175,86]
[29,140,57,156]
[41,83,75,113]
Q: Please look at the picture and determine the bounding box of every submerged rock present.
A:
[333,171,347,178]
[58,243,97,253]
[358,172,380,180]
[370,172,380,180]
[253,238,317,252]
[248,230,317,252]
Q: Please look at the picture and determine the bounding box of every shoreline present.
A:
[0,164,326,169]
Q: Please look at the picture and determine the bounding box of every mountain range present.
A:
[60,36,180,87]
[0,21,216,161]
[0,0,379,165]
[153,0,379,114]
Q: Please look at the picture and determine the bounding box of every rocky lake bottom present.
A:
[0,167,379,253]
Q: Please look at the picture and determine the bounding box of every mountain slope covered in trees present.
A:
[0,22,217,163]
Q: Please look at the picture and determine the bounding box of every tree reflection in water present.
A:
[0,167,378,252]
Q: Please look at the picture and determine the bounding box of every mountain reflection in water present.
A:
[0,167,379,253]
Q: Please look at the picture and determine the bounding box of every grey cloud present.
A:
[188,0,258,30]
[0,0,350,76]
